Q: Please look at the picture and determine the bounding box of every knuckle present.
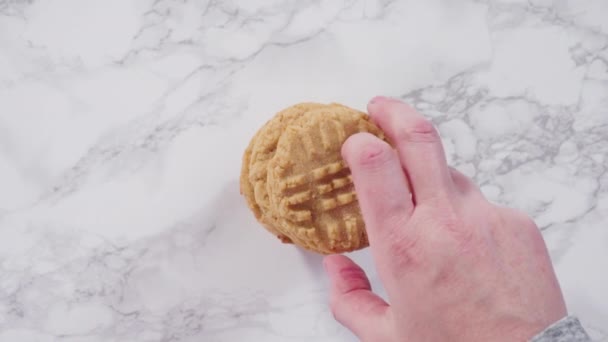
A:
[354,140,394,169]
[504,207,539,231]
[396,117,439,144]
[515,216,548,253]
[440,217,464,235]
[380,205,411,228]
[519,215,544,241]
[438,214,475,247]
[449,167,481,194]
[337,266,370,292]
[520,212,539,230]
[423,198,462,229]
[423,202,478,250]
[497,206,546,244]
[386,230,422,270]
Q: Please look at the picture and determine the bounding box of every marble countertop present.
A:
[1,0,607,341]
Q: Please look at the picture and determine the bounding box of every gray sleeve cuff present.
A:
[530,316,592,342]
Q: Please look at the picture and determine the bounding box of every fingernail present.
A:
[369,96,388,105]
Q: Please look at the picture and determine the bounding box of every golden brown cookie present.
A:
[266,105,386,254]
[240,102,387,254]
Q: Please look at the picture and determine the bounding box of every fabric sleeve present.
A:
[530,316,592,342]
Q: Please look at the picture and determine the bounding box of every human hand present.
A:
[323,97,567,341]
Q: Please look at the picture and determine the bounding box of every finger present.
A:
[324,255,390,339]
[342,132,414,241]
[367,96,453,204]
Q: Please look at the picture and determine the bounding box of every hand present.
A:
[323,97,567,341]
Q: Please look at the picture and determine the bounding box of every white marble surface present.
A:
[0,0,607,341]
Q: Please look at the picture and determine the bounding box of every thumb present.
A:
[324,255,391,340]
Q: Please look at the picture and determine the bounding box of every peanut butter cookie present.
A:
[240,103,386,254]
